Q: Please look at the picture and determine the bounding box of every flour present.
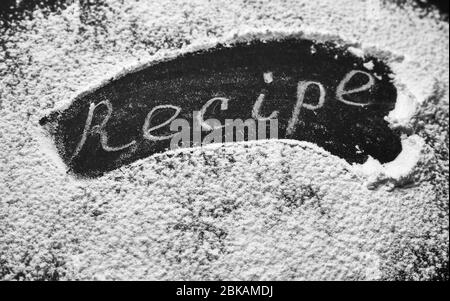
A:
[386,89,419,128]
[0,0,448,280]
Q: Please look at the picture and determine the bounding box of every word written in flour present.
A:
[40,38,402,177]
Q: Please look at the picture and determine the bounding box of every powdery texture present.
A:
[0,0,448,280]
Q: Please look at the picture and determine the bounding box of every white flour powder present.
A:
[0,0,448,280]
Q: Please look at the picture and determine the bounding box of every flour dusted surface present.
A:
[0,0,448,280]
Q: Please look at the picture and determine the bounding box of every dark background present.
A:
[407,0,449,14]
[40,39,401,176]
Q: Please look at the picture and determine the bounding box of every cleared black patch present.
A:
[0,0,109,26]
[40,38,402,177]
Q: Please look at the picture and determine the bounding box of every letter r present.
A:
[71,100,136,160]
